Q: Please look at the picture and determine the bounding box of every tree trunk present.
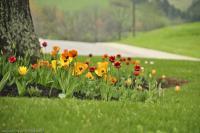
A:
[0,0,40,58]
[132,0,136,37]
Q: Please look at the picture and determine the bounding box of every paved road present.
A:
[41,39,200,61]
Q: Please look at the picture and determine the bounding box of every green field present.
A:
[33,0,109,11]
[1,58,200,133]
[120,22,200,58]
[33,0,193,12]
[168,0,193,11]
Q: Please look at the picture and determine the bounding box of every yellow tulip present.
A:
[60,56,73,67]
[125,78,132,86]
[162,75,166,79]
[73,62,88,75]
[95,62,108,77]
[175,85,181,93]
[18,66,28,76]
[51,60,57,71]
[104,75,117,85]
[85,72,94,80]
[152,69,156,75]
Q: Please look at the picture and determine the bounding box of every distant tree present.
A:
[187,0,200,21]
[110,0,131,40]
[0,0,40,58]
[130,0,136,36]
[158,0,183,19]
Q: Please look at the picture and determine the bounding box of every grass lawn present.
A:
[33,0,109,11]
[0,58,200,133]
[120,22,200,58]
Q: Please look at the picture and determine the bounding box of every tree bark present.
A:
[132,0,136,37]
[0,0,40,58]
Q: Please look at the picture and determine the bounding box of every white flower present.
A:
[58,93,66,99]
[141,67,145,72]
[150,61,154,65]
[145,61,148,64]
[162,75,166,79]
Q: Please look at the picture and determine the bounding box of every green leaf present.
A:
[0,72,10,92]
[16,80,26,96]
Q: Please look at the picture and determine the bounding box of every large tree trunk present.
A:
[0,0,40,58]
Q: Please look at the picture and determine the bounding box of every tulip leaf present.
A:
[0,72,10,92]
[16,80,26,96]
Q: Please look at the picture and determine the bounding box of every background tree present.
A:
[110,0,131,40]
[187,0,200,21]
[0,0,40,58]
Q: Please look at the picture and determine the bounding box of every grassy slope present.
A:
[34,0,193,12]
[120,22,200,58]
[33,0,109,11]
[0,58,200,133]
[168,0,193,11]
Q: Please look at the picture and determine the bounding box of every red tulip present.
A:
[116,54,121,58]
[85,62,90,66]
[42,41,47,47]
[89,53,93,58]
[89,66,96,72]
[126,61,130,65]
[127,57,132,61]
[114,61,121,69]
[8,56,16,63]
[109,56,115,63]
[133,71,140,76]
[102,54,108,59]
[134,64,141,71]
[120,58,126,62]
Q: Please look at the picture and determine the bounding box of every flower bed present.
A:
[0,43,185,102]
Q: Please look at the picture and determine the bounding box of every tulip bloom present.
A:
[42,41,47,47]
[175,85,181,93]
[109,56,115,63]
[133,71,140,76]
[134,64,141,71]
[114,61,121,69]
[95,62,108,77]
[18,66,28,76]
[68,50,78,58]
[89,66,96,72]
[8,56,16,63]
[73,62,88,75]
[86,72,94,80]
[152,69,156,75]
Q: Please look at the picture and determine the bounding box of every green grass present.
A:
[120,22,200,58]
[168,0,193,11]
[33,0,109,11]
[1,58,200,133]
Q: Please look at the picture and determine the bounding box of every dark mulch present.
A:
[0,84,18,97]
[73,91,101,100]
[0,83,62,98]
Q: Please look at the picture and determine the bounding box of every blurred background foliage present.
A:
[30,0,200,42]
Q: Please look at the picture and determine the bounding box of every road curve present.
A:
[40,39,200,61]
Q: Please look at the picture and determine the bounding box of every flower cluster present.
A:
[0,44,166,101]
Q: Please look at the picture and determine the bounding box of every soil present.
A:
[0,83,62,98]
[157,77,188,88]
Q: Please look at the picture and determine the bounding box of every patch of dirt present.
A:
[157,77,188,88]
